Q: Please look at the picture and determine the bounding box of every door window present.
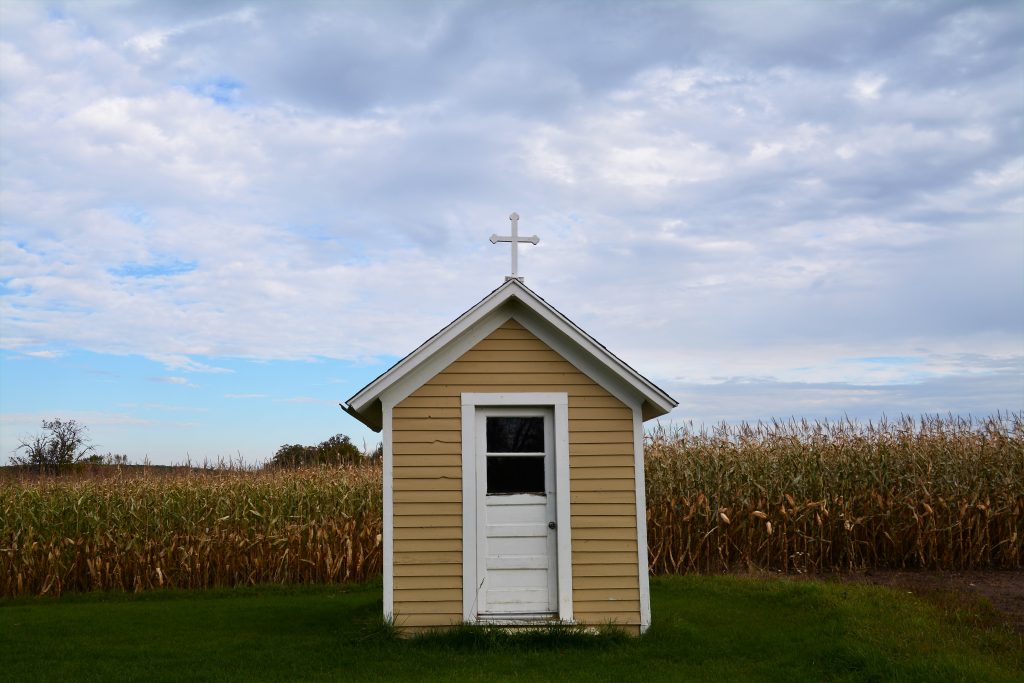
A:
[485,416,546,495]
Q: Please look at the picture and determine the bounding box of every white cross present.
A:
[490,212,539,281]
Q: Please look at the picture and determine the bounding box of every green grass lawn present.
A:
[2,576,1020,682]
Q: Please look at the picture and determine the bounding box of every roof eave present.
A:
[345,279,519,415]
[343,278,677,426]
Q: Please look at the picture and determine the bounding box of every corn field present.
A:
[2,414,1021,597]
[1,464,382,596]
[646,414,1023,574]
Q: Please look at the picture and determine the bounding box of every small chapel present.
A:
[342,213,676,634]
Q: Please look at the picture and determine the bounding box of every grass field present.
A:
[2,576,1020,682]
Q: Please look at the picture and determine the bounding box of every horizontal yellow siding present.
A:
[393,465,460,479]
[394,539,461,553]
[393,526,460,540]
[574,575,642,589]
[570,490,635,504]
[394,502,460,515]
[394,588,462,602]
[572,563,638,577]
[392,601,463,615]
[408,383,614,397]
[393,515,461,529]
[393,489,459,503]
[573,526,637,540]
[391,318,640,629]
[568,478,636,492]
[395,613,463,627]
[394,418,462,431]
[393,563,462,577]
[393,551,461,565]
[393,575,461,590]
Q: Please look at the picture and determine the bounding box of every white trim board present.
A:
[461,392,573,624]
[381,400,394,621]
[380,308,512,410]
[344,279,677,431]
[632,405,652,633]
[509,302,641,413]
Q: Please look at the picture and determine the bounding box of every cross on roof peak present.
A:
[490,211,539,282]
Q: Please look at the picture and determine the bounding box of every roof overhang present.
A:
[343,279,678,432]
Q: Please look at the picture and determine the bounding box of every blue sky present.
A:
[1,0,1022,465]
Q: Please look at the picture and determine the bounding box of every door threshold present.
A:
[476,612,566,626]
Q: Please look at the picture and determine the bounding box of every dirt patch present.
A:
[725,568,1024,632]
[837,569,1024,633]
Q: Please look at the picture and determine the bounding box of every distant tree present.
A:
[272,443,313,468]
[271,434,363,468]
[82,452,130,466]
[11,419,96,472]
[316,434,362,464]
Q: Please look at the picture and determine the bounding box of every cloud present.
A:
[0,411,154,429]
[148,376,197,387]
[21,350,63,359]
[662,366,1024,427]
[0,0,1021,422]
[851,73,887,101]
[117,403,207,412]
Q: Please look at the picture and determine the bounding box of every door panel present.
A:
[477,407,557,616]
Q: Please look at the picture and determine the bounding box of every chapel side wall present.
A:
[390,319,641,631]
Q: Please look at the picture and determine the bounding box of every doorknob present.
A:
[548,521,557,530]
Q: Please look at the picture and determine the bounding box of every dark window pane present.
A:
[487,456,545,495]
[486,417,544,453]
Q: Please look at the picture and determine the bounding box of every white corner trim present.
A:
[460,400,476,622]
[382,400,394,622]
[460,392,572,624]
[633,406,652,633]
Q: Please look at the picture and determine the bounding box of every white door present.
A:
[476,407,557,617]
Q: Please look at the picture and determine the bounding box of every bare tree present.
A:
[11,419,96,472]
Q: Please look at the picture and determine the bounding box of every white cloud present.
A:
[0,411,154,429]
[149,376,196,387]
[22,350,63,359]
[124,6,258,59]
[852,73,887,101]
[0,0,1020,423]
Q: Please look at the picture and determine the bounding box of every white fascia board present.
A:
[380,308,512,409]
[511,304,642,413]
[506,285,677,416]
[346,280,519,415]
[347,279,677,419]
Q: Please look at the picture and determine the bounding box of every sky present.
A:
[1,0,1021,465]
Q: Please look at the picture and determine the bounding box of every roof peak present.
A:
[342,278,677,431]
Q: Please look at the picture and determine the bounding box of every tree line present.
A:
[7,418,378,473]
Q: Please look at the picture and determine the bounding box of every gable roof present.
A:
[342,278,678,431]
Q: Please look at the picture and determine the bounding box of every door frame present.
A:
[475,405,556,617]
[461,392,573,624]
